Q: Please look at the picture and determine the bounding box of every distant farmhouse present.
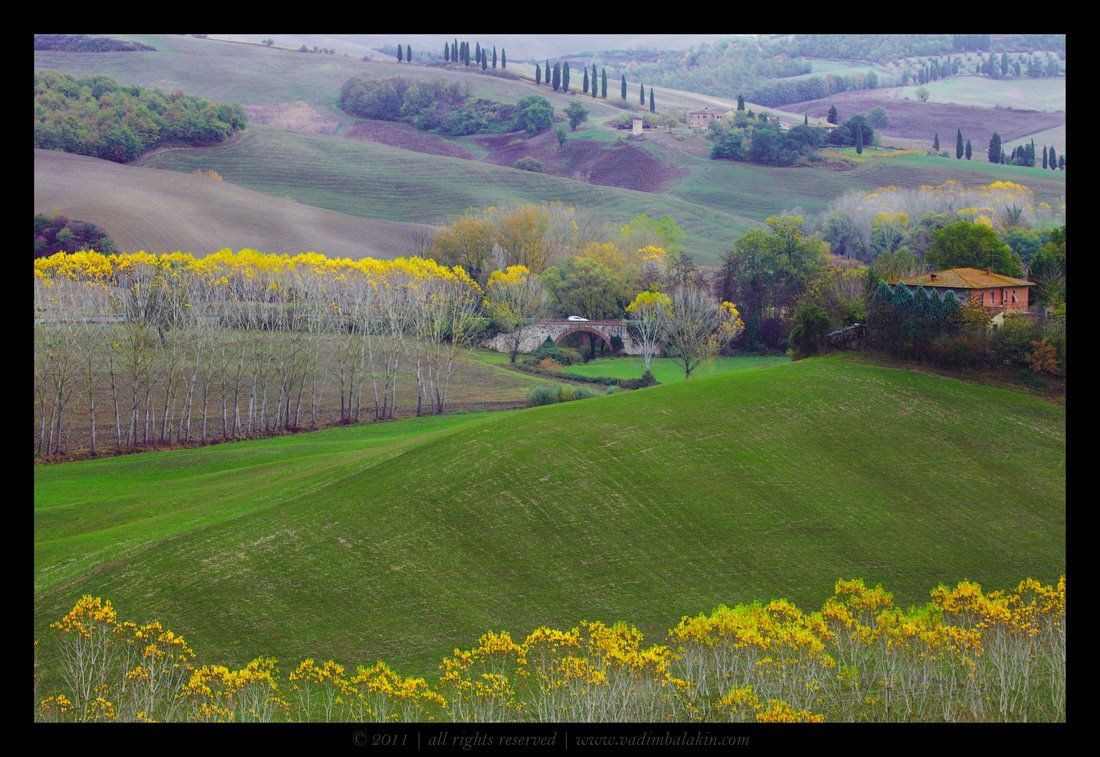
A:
[687,107,726,130]
[895,267,1035,319]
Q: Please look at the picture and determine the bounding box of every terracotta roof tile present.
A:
[894,267,1034,289]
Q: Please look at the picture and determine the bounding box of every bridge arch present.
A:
[553,325,614,351]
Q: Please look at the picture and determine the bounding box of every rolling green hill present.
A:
[133,125,761,265]
[34,355,1065,675]
[34,149,433,258]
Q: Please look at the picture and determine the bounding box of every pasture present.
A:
[34,355,1065,676]
[561,355,789,383]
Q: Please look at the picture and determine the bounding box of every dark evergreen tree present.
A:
[583,66,589,94]
[475,42,481,64]
[826,104,838,124]
[444,43,449,62]
[592,64,598,99]
[552,62,561,91]
[965,139,972,160]
[562,62,570,91]
[492,47,497,69]
[535,63,542,86]
[649,87,655,112]
[640,83,645,105]
[855,123,863,154]
[987,132,1001,163]
[397,45,402,62]
[481,52,487,71]
[1042,145,1048,169]
[621,75,627,99]
[933,132,940,150]
[501,49,506,69]
[601,68,607,98]
[406,45,411,62]
[737,94,745,110]
[956,129,964,159]
[1058,154,1065,171]
[804,114,808,125]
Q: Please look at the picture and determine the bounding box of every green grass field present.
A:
[35,355,1065,676]
[892,76,1065,113]
[561,355,789,383]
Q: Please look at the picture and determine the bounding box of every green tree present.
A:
[541,256,630,321]
[502,49,506,69]
[582,66,589,94]
[397,45,403,62]
[788,300,832,359]
[826,104,838,124]
[515,96,555,135]
[601,68,607,98]
[955,129,964,159]
[649,87,655,112]
[406,45,412,62]
[987,132,1001,163]
[737,94,746,111]
[444,43,450,62]
[718,216,828,346]
[562,62,570,92]
[535,63,542,86]
[555,126,567,150]
[564,102,588,130]
[933,132,940,150]
[855,123,863,154]
[965,139,972,160]
[592,65,598,99]
[639,83,645,105]
[927,221,1022,276]
[492,47,497,69]
[621,75,627,99]
[552,63,561,91]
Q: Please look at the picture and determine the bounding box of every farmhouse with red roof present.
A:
[895,267,1035,314]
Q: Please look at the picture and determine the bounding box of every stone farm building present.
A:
[895,267,1035,314]
[688,107,726,130]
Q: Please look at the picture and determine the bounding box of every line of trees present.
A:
[34,252,484,457]
[442,40,506,70]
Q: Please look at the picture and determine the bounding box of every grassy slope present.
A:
[34,150,432,258]
[562,355,789,383]
[890,77,1065,112]
[133,126,759,265]
[35,356,1065,674]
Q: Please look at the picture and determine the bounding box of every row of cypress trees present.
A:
[533,62,656,111]
[440,40,506,70]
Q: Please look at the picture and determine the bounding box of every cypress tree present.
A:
[987,132,1001,163]
[933,133,940,150]
[492,46,497,69]
[535,63,542,86]
[737,94,745,111]
[826,104,838,124]
[452,41,457,63]
[640,83,645,105]
[444,43,449,62]
[1050,147,1058,171]
[1042,145,1048,169]
[583,66,589,94]
[621,75,627,99]
[649,87,655,112]
[475,42,481,63]
[1058,154,1065,171]
[501,49,506,69]
[562,62,570,91]
[397,45,402,62]
[601,68,607,98]
[955,129,964,159]
[481,52,487,71]
[552,62,561,91]
[856,124,863,154]
[406,45,411,62]
[592,64,598,99]
[804,114,808,125]
[965,139,972,160]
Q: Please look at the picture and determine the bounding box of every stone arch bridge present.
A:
[482,319,645,356]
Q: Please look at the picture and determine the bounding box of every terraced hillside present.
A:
[35,356,1065,675]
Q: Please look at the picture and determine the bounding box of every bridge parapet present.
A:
[481,319,646,356]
